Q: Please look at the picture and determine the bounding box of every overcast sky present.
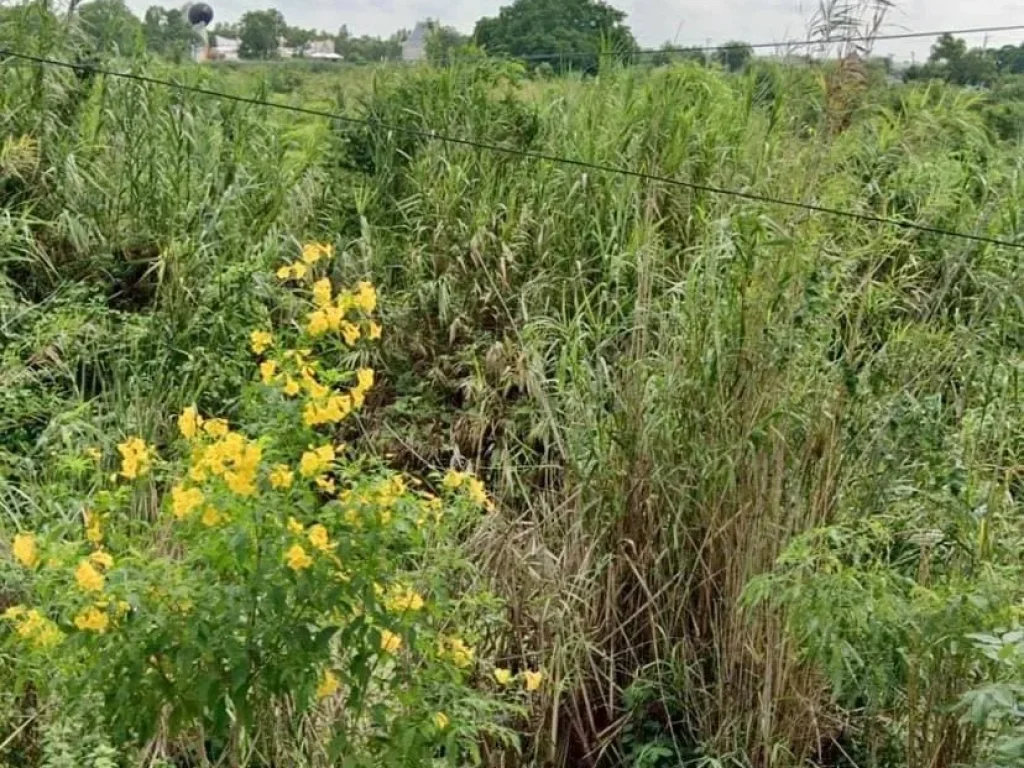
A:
[129,0,1022,62]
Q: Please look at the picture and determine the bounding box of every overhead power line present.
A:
[0,46,1021,250]
[505,23,1024,62]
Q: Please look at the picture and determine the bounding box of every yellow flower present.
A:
[380,630,403,654]
[11,609,63,648]
[201,506,221,527]
[225,469,257,497]
[12,533,38,569]
[324,304,345,331]
[442,470,465,490]
[203,419,230,438]
[270,465,294,490]
[75,561,105,592]
[283,377,301,397]
[286,544,313,572]
[445,638,475,668]
[308,524,332,552]
[287,517,305,534]
[74,606,109,633]
[117,437,152,480]
[88,550,114,570]
[433,712,450,731]
[290,262,309,280]
[312,278,333,308]
[276,265,292,280]
[299,444,335,478]
[84,510,103,544]
[315,475,336,493]
[368,321,382,341]
[302,242,334,265]
[250,330,273,355]
[494,668,513,686]
[354,281,377,313]
[465,476,493,510]
[178,405,202,440]
[317,669,339,700]
[85,446,103,462]
[171,484,205,520]
[260,360,278,384]
[386,587,425,613]
[524,670,543,691]
[340,321,361,347]
[307,310,330,338]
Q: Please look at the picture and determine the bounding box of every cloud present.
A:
[128,0,1021,60]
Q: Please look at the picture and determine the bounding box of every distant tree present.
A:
[474,0,637,70]
[425,22,468,65]
[238,9,286,60]
[334,25,403,62]
[76,0,142,55]
[143,5,196,62]
[994,44,1024,75]
[929,33,967,67]
[715,41,753,72]
[284,25,317,56]
[949,49,998,87]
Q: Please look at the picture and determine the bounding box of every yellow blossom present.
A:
[9,608,63,648]
[74,606,109,633]
[201,506,221,527]
[445,638,475,668]
[315,475,336,494]
[171,484,205,520]
[368,321,382,341]
[202,420,228,440]
[270,465,294,490]
[340,321,361,346]
[225,469,257,497]
[524,670,543,691]
[283,377,301,397]
[302,372,329,400]
[178,405,202,440]
[494,668,513,686]
[465,476,492,510]
[260,360,278,384]
[356,368,375,392]
[312,278,333,308]
[433,712,450,731]
[85,446,103,462]
[287,517,305,534]
[299,444,335,477]
[250,330,273,355]
[380,630,403,654]
[442,470,465,490]
[12,533,39,569]
[354,281,377,313]
[307,310,330,338]
[75,561,105,592]
[286,544,313,572]
[276,265,292,280]
[324,304,344,331]
[84,510,103,544]
[290,262,309,280]
[308,524,332,552]
[118,437,152,480]
[88,550,114,570]
[302,242,334,265]
[317,669,339,700]
[386,587,425,613]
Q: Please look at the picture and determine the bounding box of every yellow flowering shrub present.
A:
[0,251,535,764]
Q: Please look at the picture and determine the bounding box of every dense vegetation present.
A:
[1,2,1023,767]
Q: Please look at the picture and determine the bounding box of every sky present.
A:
[128,0,1023,62]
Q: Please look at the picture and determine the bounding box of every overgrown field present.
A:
[2,14,1023,768]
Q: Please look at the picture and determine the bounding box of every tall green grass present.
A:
[1,13,1022,765]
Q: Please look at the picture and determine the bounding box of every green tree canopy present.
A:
[238,8,286,60]
[76,0,142,55]
[714,41,753,72]
[425,22,469,65]
[334,25,404,63]
[143,5,196,62]
[473,0,637,69]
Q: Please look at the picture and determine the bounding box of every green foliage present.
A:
[75,0,142,56]
[238,9,286,60]
[142,6,197,63]
[714,41,753,72]
[474,0,638,70]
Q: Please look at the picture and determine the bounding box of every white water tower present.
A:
[186,3,215,61]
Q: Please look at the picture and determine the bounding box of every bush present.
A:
[2,245,539,764]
